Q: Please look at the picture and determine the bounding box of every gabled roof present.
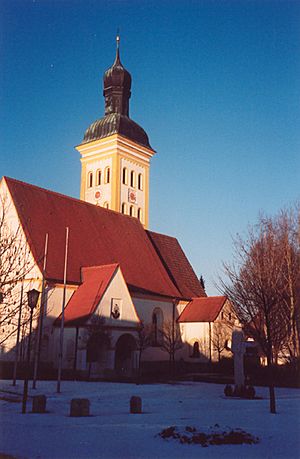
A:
[178,296,227,323]
[56,264,118,327]
[3,177,203,299]
[147,230,206,298]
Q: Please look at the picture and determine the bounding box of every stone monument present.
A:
[231,321,246,393]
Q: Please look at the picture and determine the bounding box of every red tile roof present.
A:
[178,296,227,322]
[4,177,204,298]
[56,264,118,327]
[147,231,206,299]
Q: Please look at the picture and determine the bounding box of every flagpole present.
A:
[57,227,69,393]
[32,233,48,389]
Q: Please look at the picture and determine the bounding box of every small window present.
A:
[138,173,143,191]
[105,167,110,184]
[88,172,93,188]
[130,170,135,188]
[96,169,102,186]
[129,205,134,217]
[228,313,232,322]
[122,167,128,185]
[103,201,109,209]
[137,208,143,222]
[121,203,127,214]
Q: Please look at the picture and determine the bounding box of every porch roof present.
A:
[55,264,118,327]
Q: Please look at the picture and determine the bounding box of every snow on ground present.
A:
[0,379,299,459]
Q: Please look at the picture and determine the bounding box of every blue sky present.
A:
[1,0,299,294]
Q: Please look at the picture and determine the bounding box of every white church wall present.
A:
[178,322,211,361]
[132,297,173,325]
[44,284,76,326]
[51,327,76,369]
[132,296,175,362]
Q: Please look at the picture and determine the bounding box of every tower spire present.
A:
[103,32,131,116]
[115,30,120,63]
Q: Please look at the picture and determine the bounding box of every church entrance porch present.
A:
[114,333,138,378]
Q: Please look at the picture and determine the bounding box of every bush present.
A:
[245,385,255,399]
[224,384,233,397]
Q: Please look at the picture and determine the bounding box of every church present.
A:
[0,37,235,378]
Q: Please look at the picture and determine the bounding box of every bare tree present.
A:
[160,320,183,372]
[274,208,300,364]
[135,322,152,380]
[220,204,300,414]
[211,322,231,362]
[0,194,34,348]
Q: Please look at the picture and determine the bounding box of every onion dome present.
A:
[83,113,151,148]
[82,36,152,150]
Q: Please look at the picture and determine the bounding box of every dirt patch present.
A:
[158,424,259,447]
[0,454,19,459]
[0,395,21,403]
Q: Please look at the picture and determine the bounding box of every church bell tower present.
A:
[76,36,155,228]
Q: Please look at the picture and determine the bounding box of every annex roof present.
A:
[178,296,228,323]
[147,230,206,298]
[56,264,118,327]
[3,177,202,299]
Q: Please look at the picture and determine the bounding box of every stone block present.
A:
[130,396,142,414]
[32,395,47,413]
[70,398,90,417]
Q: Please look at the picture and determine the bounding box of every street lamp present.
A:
[21,288,40,414]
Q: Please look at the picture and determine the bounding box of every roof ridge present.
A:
[147,229,177,240]
[192,295,227,300]
[82,263,119,271]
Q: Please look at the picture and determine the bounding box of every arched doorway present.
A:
[115,334,137,377]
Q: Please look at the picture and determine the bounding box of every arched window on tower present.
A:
[105,167,110,184]
[88,172,93,188]
[130,170,135,188]
[151,308,164,346]
[96,169,102,186]
[137,208,143,223]
[122,167,128,185]
[121,203,127,214]
[129,205,134,217]
[138,173,143,191]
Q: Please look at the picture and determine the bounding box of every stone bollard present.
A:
[70,398,90,417]
[130,396,142,414]
[32,395,47,413]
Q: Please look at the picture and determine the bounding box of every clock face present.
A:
[95,191,101,199]
[128,189,137,203]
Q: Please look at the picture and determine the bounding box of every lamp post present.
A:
[21,288,40,414]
